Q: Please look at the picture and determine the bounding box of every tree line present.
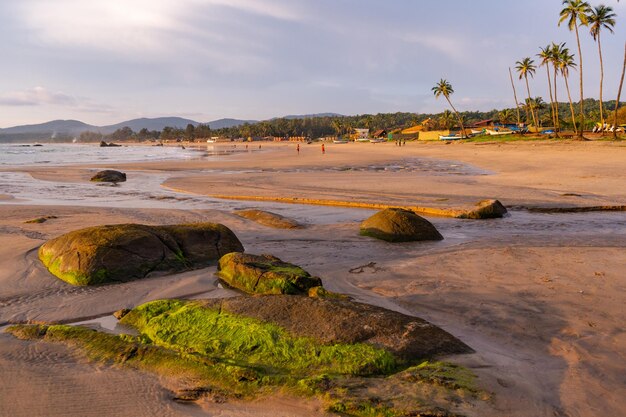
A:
[71,99,624,143]
[432,0,626,139]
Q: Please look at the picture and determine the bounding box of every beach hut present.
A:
[352,128,370,141]
[371,129,387,139]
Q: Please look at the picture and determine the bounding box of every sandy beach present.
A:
[1,140,625,417]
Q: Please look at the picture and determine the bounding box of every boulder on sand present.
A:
[460,199,508,219]
[196,296,472,359]
[39,223,244,286]
[217,252,322,295]
[90,170,127,183]
[233,209,303,229]
[360,208,443,242]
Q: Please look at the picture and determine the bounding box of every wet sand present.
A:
[0,141,625,416]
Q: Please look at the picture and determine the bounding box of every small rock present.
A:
[90,170,127,183]
[113,308,130,320]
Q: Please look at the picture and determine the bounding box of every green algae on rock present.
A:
[5,297,482,416]
[360,208,444,242]
[39,223,244,286]
[194,296,472,360]
[217,252,322,295]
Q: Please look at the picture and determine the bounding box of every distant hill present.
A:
[100,117,200,134]
[208,118,258,129]
[0,113,342,142]
[0,119,96,136]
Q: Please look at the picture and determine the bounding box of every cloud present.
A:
[0,87,77,106]
[0,87,116,114]
[397,32,471,63]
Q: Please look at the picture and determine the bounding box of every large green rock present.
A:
[217,253,322,295]
[39,223,244,286]
[114,297,471,363]
[360,208,443,242]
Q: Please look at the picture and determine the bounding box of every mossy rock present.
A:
[196,296,472,360]
[460,199,508,219]
[233,209,303,229]
[360,208,443,242]
[6,298,481,416]
[39,223,243,286]
[217,253,322,295]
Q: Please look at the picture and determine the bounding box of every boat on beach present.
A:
[439,134,465,140]
[333,139,349,144]
[485,129,514,136]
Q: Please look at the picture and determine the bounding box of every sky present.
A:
[0,0,625,127]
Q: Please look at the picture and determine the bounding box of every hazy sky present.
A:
[1,0,625,127]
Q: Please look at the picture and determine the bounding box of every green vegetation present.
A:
[122,299,395,376]
[6,298,484,416]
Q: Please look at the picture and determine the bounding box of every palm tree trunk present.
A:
[545,66,556,129]
[525,75,538,128]
[554,67,561,132]
[598,32,604,127]
[509,67,522,125]
[613,41,626,140]
[445,96,466,137]
[574,24,585,138]
[564,75,578,135]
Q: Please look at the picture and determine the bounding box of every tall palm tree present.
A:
[432,79,466,136]
[538,45,557,130]
[509,67,522,125]
[559,0,591,138]
[558,47,579,134]
[515,57,539,128]
[615,41,626,140]
[550,42,567,132]
[588,4,616,127]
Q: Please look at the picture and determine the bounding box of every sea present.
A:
[0,143,201,166]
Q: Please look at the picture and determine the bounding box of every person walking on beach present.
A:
[321,144,325,154]
[297,143,300,154]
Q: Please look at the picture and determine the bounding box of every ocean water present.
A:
[0,143,202,166]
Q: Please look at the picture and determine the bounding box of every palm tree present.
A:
[559,0,591,138]
[615,41,626,140]
[509,67,522,125]
[550,42,567,132]
[515,58,539,128]
[557,47,579,134]
[588,4,616,127]
[432,79,466,136]
[439,110,455,129]
[538,45,557,130]
[498,109,514,124]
